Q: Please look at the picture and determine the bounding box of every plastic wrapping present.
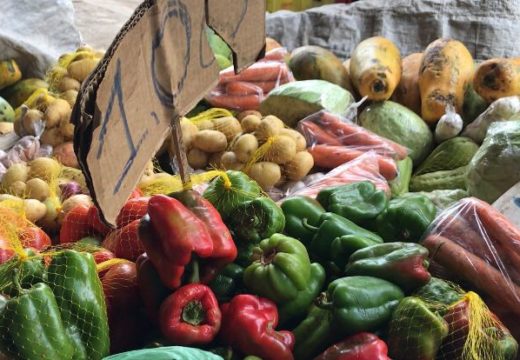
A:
[285,151,391,199]
[421,197,520,326]
[435,103,463,143]
[297,111,407,181]
[205,48,294,112]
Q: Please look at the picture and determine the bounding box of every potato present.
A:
[221,151,243,170]
[196,119,214,131]
[255,117,283,142]
[59,116,75,140]
[284,151,314,181]
[40,127,65,147]
[57,76,81,92]
[26,178,50,201]
[67,58,99,82]
[0,194,21,202]
[9,181,26,197]
[193,130,228,153]
[181,118,199,149]
[2,163,29,188]
[208,151,225,168]
[23,199,47,223]
[143,161,155,177]
[0,122,13,135]
[247,162,281,190]
[60,194,93,216]
[233,134,259,163]
[241,114,262,133]
[262,115,286,129]
[187,148,208,169]
[29,157,61,182]
[280,129,307,151]
[53,142,78,168]
[263,135,297,165]
[44,99,71,128]
[212,116,242,141]
[38,196,61,231]
[237,110,262,121]
[21,109,43,136]
[61,90,79,107]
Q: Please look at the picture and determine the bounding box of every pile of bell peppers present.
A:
[1,171,518,360]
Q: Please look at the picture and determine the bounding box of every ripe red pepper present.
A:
[116,197,150,228]
[136,253,170,324]
[170,190,237,283]
[19,227,52,250]
[129,187,144,200]
[60,205,92,244]
[220,294,295,360]
[102,219,145,261]
[87,206,112,237]
[139,195,214,289]
[315,333,390,360]
[159,284,221,346]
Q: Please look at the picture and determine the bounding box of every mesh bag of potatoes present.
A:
[174,108,314,192]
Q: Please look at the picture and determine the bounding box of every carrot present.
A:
[423,234,520,316]
[297,120,342,146]
[250,80,280,93]
[308,145,398,180]
[317,112,409,159]
[206,94,261,111]
[262,47,286,61]
[225,81,264,96]
[219,61,287,83]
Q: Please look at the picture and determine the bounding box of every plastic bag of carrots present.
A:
[205,48,294,111]
[284,151,391,199]
[421,197,520,343]
[297,111,408,181]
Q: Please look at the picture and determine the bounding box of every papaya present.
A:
[0,60,22,90]
[418,39,474,125]
[289,46,353,92]
[393,53,423,115]
[473,57,520,103]
[0,96,15,123]
[350,36,402,101]
[0,78,49,108]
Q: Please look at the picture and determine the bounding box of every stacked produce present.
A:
[1,28,520,360]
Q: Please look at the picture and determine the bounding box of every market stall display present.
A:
[1,2,520,359]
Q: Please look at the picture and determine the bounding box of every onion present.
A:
[60,181,83,201]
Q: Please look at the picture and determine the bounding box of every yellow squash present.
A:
[473,57,520,103]
[418,39,474,124]
[350,36,402,101]
[393,53,423,115]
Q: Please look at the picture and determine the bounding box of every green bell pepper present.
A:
[329,234,382,271]
[243,234,311,303]
[485,327,519,360]
[317,181,388,226]
[345,242,431,292]
[0,282,75,360]
[235,242,256,268]
[389,157,413,197]
[307,213,383,262]
[293,306,336,360]
[317,276,404,335]
[281,196,325,246]
[278,262,326,328]
[47,250,110,360]
[204,170,262,220]
[414,277,463,306]
[227,197,285,243]
[375,194,437,242]
[0,250,45,297]
[209,263,244,302]
[387,297,449,360]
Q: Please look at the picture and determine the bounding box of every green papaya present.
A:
[0,96,15,123]
[0,78,49,108]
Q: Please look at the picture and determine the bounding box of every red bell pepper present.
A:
[100,261,145,353]
[116,197,150,228]
[315,333,390,360]
[159,284,221,346]
[87,206,112,237]
[60,204,91,244]
[170,190,237,283]
[93,248,115,264]
[19,227,52,250]
[102,219,145,261]
[220,294,295,360]
[139,195,213,289]
[129,187,144,200]
[136,253,171,324]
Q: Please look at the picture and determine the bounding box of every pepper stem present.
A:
[261,248,277,265]
[183,259,200,284]
[12,268,24,295]
[302,218,318,232]
[315,292,333,310]
[182,301,205,326]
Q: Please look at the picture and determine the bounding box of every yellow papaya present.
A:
[473,57,520,103]
[0,60,22,91]
[0,78,49,108]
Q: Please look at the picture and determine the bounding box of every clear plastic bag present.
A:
[421,197,520,322]
[297,110,408,181]
[205,48,294,112]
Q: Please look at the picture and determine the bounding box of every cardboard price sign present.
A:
[72,0,265,226]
